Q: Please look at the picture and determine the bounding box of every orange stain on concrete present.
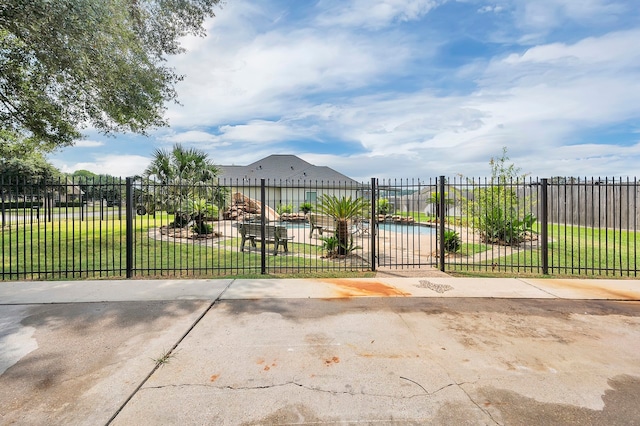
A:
[322,279,411,297]
[538,279,640,300]
[210,374,220,382]
[324,356,340,366]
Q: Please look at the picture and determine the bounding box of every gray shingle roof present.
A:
[218,155,360,184]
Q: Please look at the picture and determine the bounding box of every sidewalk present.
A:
[1,277,639,425]
[1,276,639,304]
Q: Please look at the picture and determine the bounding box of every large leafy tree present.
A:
[0,0,221,148]
[0,131,60,184]
[68,170,124,205]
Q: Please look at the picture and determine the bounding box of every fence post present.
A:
[439,176,446,272]
[370,178,377,271]
[125,177,133,279]
[260,178,266,275]
[540,178,549,275]
[1,179,4,226]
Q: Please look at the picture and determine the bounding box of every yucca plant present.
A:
[186,198,218,234]
[317,194,369,255]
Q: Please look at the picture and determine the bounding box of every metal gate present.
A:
[374,178,440,269]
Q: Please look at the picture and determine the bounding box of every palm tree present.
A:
[143,143,222,218]
[427,191,454,220]
[317,194,369,256]
[145,144,219,185]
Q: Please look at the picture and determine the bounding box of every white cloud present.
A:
[513,0,626,35]
[73,140,104,148]
[478,4,505,14]
[503,29,640,65]
[218,120,308,143]
[148,0,640,180]
[316,0,443,29]
[53,155,151,177]
[162,130,219,144]
[271,25,640,179]
[166,25,412,128]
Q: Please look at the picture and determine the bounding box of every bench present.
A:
[308,214,336,237]
[238,223,294,255]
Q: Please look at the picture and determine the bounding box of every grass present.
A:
[446,223,639,277]
[151,348,180,367]
[2,210,638,279]
[459,242,490,256]
[396,211,436,222]
[497,224,639,276]
[1,214,371,280]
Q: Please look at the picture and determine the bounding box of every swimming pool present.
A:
[279,221,436,235]
[377,222,436,235]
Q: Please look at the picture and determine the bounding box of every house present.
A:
[217,155,364,213]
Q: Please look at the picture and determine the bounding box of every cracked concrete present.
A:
[109,298,640,425]
[1,278,639,425]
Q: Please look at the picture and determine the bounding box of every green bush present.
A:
[480,204,536,245]
[192,222,214,235]
[320,235,339,257]
[464,148,536,246]
[443,230,461,253]
[171,212,191,228]
[378,198,391,215]
[277,203,293,214]
[299,202,313,214]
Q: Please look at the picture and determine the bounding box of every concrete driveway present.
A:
[1,278,639,425]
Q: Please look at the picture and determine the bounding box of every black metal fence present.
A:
[1,176,638,280]
[436,176,639,276]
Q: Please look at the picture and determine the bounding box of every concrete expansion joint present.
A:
[516,278,558,298]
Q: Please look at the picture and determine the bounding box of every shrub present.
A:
[378,198,391,215]
[443,230,461,253]
[464,148,536,246]
[192,222,214,235]
[299,202,313,214]
[277,203,293,214]
[320,235,339,257]
[171,212,191,228]
[470,186,536,245]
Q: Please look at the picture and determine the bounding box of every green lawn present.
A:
[447,223,639,277]
[3,211,638,279]
[1,215,368,280]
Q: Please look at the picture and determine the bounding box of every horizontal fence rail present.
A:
[1,175,638,280]
[375,178,438,269]
[440,176,639,277]
[1,176,126,280]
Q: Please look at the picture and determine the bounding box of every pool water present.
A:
[378,223,436,235]
[280,221,436,235]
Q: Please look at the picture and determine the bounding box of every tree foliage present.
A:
[0,130,60,184]
[141,143,226,218]
[466,147,536,245]
[68,170,124,205]
[427,191,454,219]
[144,143,219,185]
[318,195,369,256]
[0,0,221,148]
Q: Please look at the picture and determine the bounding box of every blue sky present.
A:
[50,0,640,181]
